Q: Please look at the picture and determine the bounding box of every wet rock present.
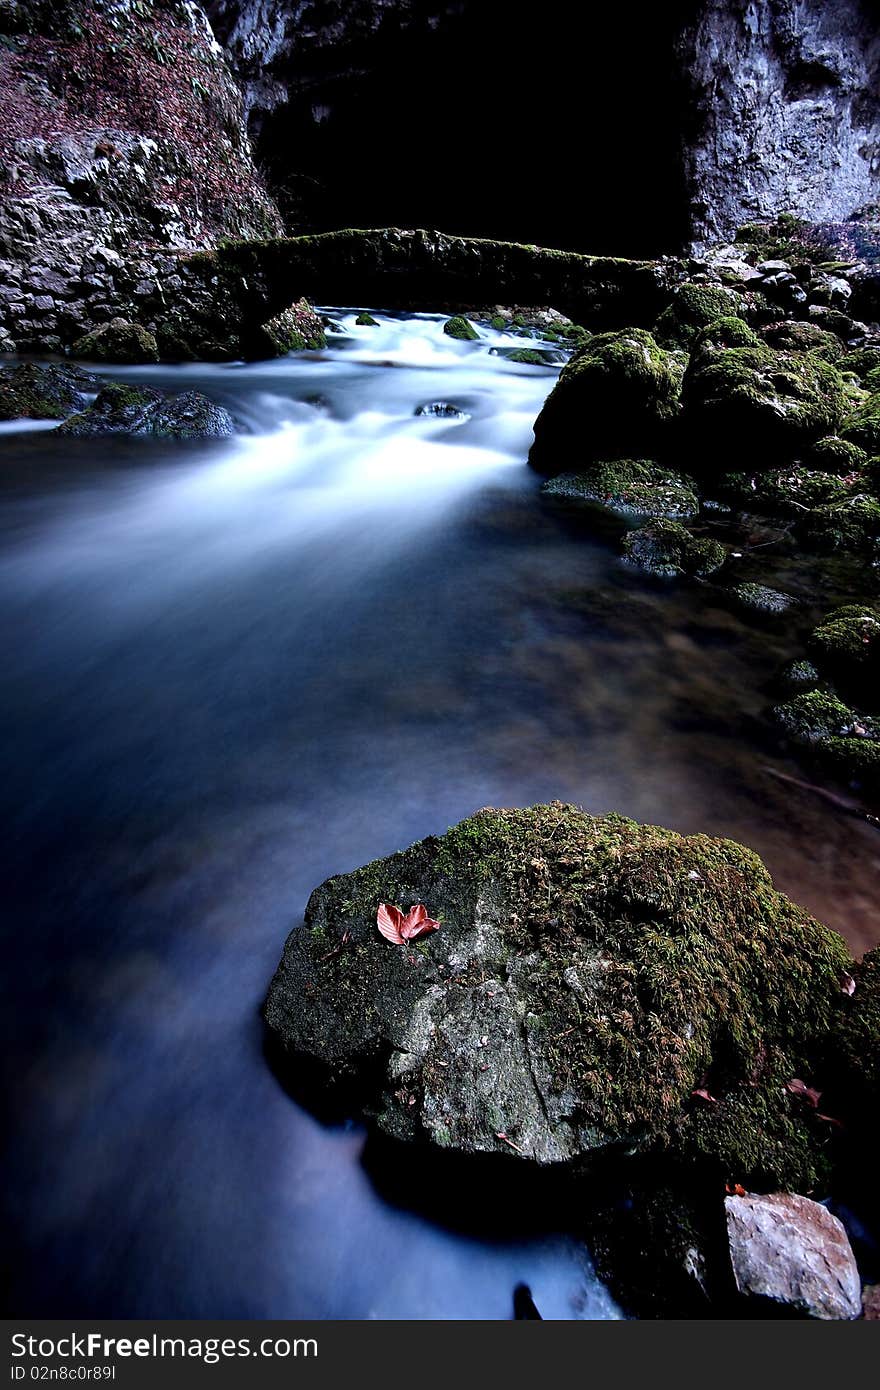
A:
[775,659,820,696]
[842,392,880,452]
[264,802,853,1186]
[529,329,684,474]
[692,316,759,353]
[72,318,159,365]
[808,605,880,702]
[443,315,479,341]
[622,520,726,577]
[541,460,698,519]
[58,383,233,439]
[0,361,98,420]
[414,402,466,418]
[729,583,799,616]
[507,348,553,366]
[797,495,880,553]
[725,1192,861,1320]
[355,312,380,327]
[760,320,845,362]
[257,298,326,356]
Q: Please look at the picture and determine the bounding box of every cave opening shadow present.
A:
[254,1,697,257]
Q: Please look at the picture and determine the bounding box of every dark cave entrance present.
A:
[250,2,696,257]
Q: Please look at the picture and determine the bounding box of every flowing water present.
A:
[2,312,878,1319]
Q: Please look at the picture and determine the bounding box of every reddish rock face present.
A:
[725,1191,862,1320]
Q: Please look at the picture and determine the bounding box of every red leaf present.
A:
[377,903,406,944]
[726,1182,747,1197]
[691,1088,718,1104]
[400,903,441,941]
[786,1077,821,1107]
[377,902,440,944]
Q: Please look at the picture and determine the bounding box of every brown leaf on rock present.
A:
[377,902,440,945]
[786,1077,822,1107]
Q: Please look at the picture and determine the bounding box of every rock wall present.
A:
[0,0,281,352]
[680,0,880,246]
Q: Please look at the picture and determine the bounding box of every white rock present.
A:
[725,1192,862,1320]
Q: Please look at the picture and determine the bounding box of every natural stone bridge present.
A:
[175,228,679,358]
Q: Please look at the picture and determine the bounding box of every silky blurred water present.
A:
[1,311,877,1318]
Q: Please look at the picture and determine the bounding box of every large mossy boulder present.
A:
[529,329,685,474]
[0,362,98,420]
[681,346,849,464]
[541,459,698,519]
[72,318,159,365]
[265,803,853,1188]
[58,383,234,439]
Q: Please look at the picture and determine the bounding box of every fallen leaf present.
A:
[377,901,440,945]
[786,1077,821,1107]
[726,1182,747,1197]
[691,1088,718,1104]
[841,972,856,997]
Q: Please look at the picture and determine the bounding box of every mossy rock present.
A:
[681,346,849,464]
[692,316,759,353]
[355,311,380,327]
[507,348,553,366]
[0,362,98,420]
[72,318,159,365]
[773,690,871,743]
[797,494,880,553]
[729,583,799,616]
[775,659,821,695]
[264,802,853,1188]
[654,283,744,349]
[489,315,507,331]
[761,321,845,362]
[59,383,233,439]
[804,436,867,473]
[529,329,685,474]
[622,520,726,577]
[842,392,880,453]
[808,605,880,704]
[443,315,479,341]
[258,298,327,354]
[838,347,880,382]
[541,459,698,519]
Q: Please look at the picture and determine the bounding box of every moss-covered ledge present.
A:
[174,228,680,358]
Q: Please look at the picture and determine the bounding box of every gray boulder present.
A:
[725,1192,862,1320]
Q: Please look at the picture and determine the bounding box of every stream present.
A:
[2,312,878,1318]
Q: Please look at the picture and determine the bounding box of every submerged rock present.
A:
[729,583,799,616]
[622,520,726,577]
[529,329,685,473]
[541,460,698,519]
[0,362,99,421]
[264,803,852,1186]
[725,1192,861,1320]
[72,319,159,365]
[58,383,234,439]
[415,402,467,419]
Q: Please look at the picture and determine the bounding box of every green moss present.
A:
[842,392,880,452]
[797,494,880,553]
[622,520,726,577]
[729,583,799,616]
[808,605,880,703]
[529,328,685,473]
[682,346,849,462]
[72,318,159,365]
[355,311,380,327]
[489,315,507,331]
[542,459,698,518]
[761,321,845,362]
[0,362,97,420]
[773,690,856,742]
[757,467,853,514]
[805,436,868,472]
[259,299,327,354]
[443,315,479,341]
[692,316,759,352]
[776,659,821,694]
[654,283,744,349]
[838,348,880,382]
[266,802,854,1188]
[507,348,551,366]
